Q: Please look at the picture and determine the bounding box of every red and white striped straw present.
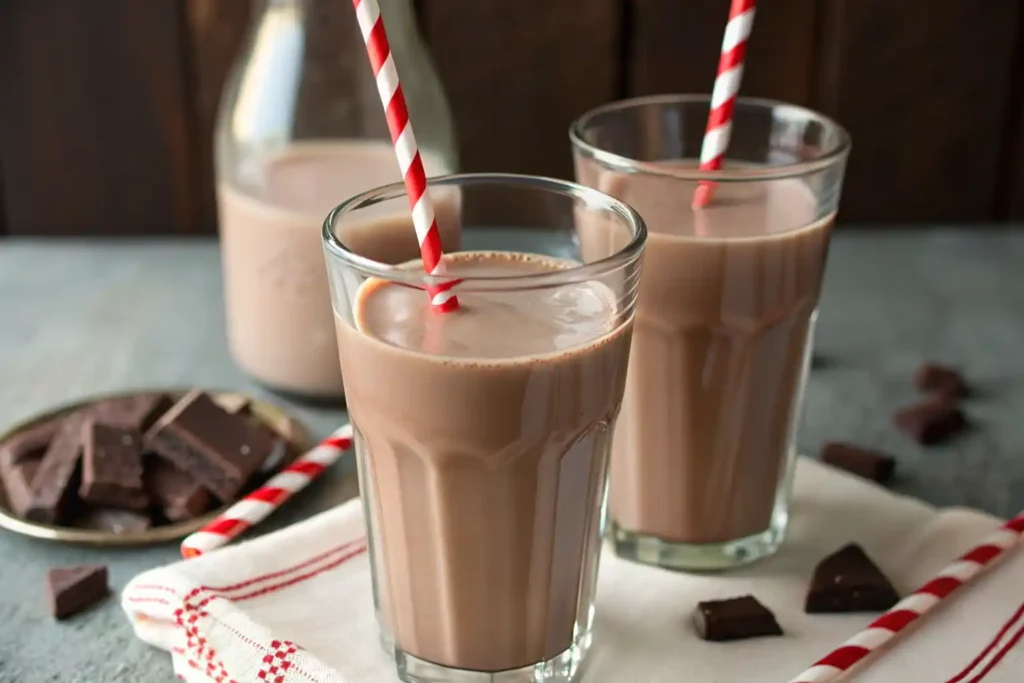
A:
[180,425,354,559]
[352,0,458,312]
[692,0,757,209]
[788,511,1024,683]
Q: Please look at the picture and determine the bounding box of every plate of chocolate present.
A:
[0,389,310,545]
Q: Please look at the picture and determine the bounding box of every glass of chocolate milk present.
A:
[323,174,646,682]
[571,96,850,571]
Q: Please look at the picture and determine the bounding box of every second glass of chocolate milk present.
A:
[572,96,851,571]
[324,175,645,682]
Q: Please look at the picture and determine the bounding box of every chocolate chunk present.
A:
[1,456,41,517]
[78,421,147,510]
[894,398,967,445]
[76,507,152,534]
[805,544,900,613]
[145,392,282,502]
[46,564,109,619]
[0,418,61,468]
[914,362,967,399]
[693,596,784,642]
[144,457,211,522]
[820,443,895,484]
[25,412,89,524]
[0,420,59,517]
[90,393,173,432]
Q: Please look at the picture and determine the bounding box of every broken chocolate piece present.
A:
[25,412,89,524]
[894,399,966,445]
[76,508,152,534]
[90,393,173,432]
[78,421,147,510]
[144,457,211,522]
[805,544,900,613]
[0,419,58,517]
[46,564,109,619]
[820,443,895,484]
[1,456,41,517]
[145,392,281,502]
[0,418,60,468]
[693,596,784,642]
[914,362,967,399]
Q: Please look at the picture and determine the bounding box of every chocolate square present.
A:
[25,411,90,524]
[820,443,896,484]
[145,392,281,502]
[78,421,148,510]
[144,457,211,522]
[90,393,173,432]
[46,564,109,619]
[0,418,61,468]
[914,362,967,399]
[2,456,41,518]
[805,544,900,613]
[0,419,59,518]
[693,596,784,642]
[894,399,966,445]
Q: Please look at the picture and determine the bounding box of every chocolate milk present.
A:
[576,162,833,546]
[218,141,454,398]
[335,252,633,672]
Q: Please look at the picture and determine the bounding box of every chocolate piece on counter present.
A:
[1,456,41,517]
[0,418,61,468]
[76,507,152,534]
[894,399,966,445]
[805,544,900,614]
[78,422,148,510]
[144,457,211,522]
[693,596,784,642]
[145,391,281,502]
[25,412,89,524]
[91,393,173,432]
[46,564,109,619]
[914,362,967,399]
[820,443,896,484]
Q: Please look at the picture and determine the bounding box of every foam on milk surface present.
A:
[353,251,619,360]
[592,162,821,240]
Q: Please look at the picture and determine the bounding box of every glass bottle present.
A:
[215,0,457,401]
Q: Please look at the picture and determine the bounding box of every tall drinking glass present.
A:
[571,96,850,571]
[323,174,646,682]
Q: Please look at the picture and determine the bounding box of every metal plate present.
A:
[0,389,311,546]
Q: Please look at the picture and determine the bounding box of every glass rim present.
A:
[569,94,852,182]
[322,172,647,289]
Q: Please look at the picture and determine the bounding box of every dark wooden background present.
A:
[0,0,1021,236]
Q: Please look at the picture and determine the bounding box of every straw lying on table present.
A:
[788,511,1024,683]
[352,0,458,312]
[693,0,757,209]
[181,425,354,558]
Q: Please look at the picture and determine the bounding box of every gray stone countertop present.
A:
[0,231,1022,681]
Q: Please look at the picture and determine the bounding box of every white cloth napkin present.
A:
[123,458,1024,683]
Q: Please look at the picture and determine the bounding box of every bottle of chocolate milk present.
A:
[215,0,455,400]
[572,96,850,571]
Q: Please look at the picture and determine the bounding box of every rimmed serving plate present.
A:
[0,389,311,546]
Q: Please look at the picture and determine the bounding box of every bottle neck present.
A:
[254,0,419,29]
